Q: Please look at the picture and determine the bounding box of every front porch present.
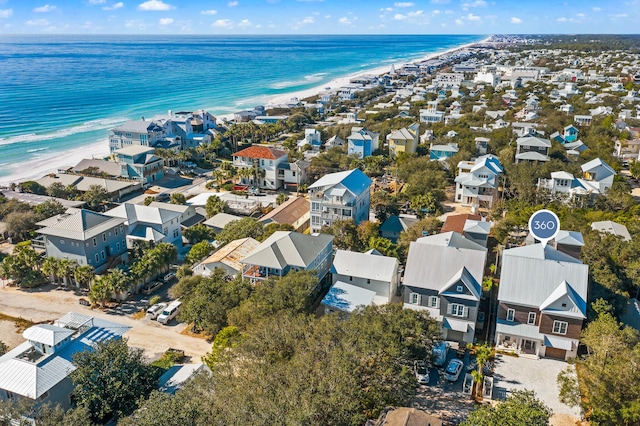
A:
[495,333,540,359]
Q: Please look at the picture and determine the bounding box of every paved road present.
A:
[0,285,211,361]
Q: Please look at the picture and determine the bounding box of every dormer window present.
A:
[456,285,463,293]
[561,303,567,307]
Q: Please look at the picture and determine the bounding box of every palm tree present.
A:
[42,257,60,285]
[74,265,95,289]
[57,259,78,287]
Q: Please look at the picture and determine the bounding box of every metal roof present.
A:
[241,231,333,270]
[308,168,372,196]
[515,151,550,161]
[331,249,398,283]
[497,245,588,311]
[555,230,584,247]
[105,203,182,226]
[516,136,551,147]
[113,145,155,156]
[591,220,631,241]
[321,280,377,313]
[539,280,587,319]
[200,238,261,273]
[203,212,243,229]
[496,319,543,341]
[36,209,126,241]
[22,325,74,347]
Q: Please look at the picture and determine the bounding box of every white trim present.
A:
[553,320,568,335]
[506,308,515,322]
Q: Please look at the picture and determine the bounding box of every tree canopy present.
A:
[461,390,552,426]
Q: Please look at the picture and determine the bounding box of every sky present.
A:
[0,0,638,35]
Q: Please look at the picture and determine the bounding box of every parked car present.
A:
[142,281,163,295]
[432,341,450,367]
[161,272,176,283]
[414,360,429,385]
[157,300,182,325]
[156,193,170,202]
[146,302,167,320]
[444,359,464,382]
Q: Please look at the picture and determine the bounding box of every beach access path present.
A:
[0,284,211,360]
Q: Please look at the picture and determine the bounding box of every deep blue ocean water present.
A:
[0,34,483,180]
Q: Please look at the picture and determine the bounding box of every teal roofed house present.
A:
[114,145,164,184]
[429,142,459,161]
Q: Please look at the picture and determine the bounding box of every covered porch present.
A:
[495,320,543,359]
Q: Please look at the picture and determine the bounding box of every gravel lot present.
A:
[0,284,211,360]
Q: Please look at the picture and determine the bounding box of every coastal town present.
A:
[1,34,640,425]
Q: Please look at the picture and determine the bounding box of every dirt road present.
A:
[0,285,211,360]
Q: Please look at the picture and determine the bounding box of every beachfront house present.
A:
[495,244,588,360]
[113,145,164,184]
[240,231,334,284]
[104,203,183,248]
[0,313,130,415]
[232,145,289,190]
[403,232,487,345]
[109,119,165,152]
[515,136,551,163]
[308,168,372,234]
[347,127,379,159]
[35,208,128,274]
[321,249,400,314]
[387,123,419,157]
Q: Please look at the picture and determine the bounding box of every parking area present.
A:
[492,354,581,419]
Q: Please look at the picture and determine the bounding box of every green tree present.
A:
[170,192,187,205]
[185,240,214,265]
[143,196,155,206]
[74,265,95,289]
[202,325,243,367]
[34,200,66,219]
[461,390,552,426]
[322,219,362,251]
[0,340,7,355]
[82,185,109,211]
[46,181,71,199]
[5,210,41,242]
[205,195,228,218]
[18,180,47,195]
[71,339,157,423]
[183,223,215,244]
[216,217,264,246]
[276,193,289,205]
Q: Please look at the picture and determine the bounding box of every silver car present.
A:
[414,360,430,385]
[146,302,167,320]
[444,359,464,382]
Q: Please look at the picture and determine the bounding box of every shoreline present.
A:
[0,36,490,187]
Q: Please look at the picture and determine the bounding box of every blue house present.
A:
[429,143,459,161]
[347,127,379,159]
[114,145,164,184]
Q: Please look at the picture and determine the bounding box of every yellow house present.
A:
[386,123,419,157]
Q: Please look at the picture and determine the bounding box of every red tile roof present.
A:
[441,214,481,234]
[233,145,288,160]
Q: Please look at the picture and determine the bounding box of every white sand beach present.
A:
[0,37,490,187]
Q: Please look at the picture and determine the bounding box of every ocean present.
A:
[0,34,484,183]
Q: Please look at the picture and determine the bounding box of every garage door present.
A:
[545,347,566,360]
[446,330,464,343]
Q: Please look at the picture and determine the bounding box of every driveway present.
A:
[492,354,581,419]
[0,284,211,361]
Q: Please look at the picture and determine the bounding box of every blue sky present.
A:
[0,0,638,34]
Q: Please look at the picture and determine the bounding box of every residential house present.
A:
[308,168,372,234]
[564,140,589,158]
[148,202,205,230]
[474,137,489,155]
[387,123,420,157]
[325,135,345,149]
[574,115,593,126]
[463,219,492,248]
[35,208,127,273]
[34,174,141,202]
[591,220,632,242]
[158,364,210,395]
[550,230,585,260]
[104,203,182,248]
[495,244,588,360]
[108,119,164,152]
[202,212,244,234]
[193,237,261,278]
[259,196,310,232]
[280,159,311,190]
[347,127,380,159]
[162,110,216,149]
[321,249,400,314]
[113,145,164,184]
[298,128,322,152]
[72,158,121,178]
[232,145,289,190]
[403,232,487,344]
[515,136,551,163]
[581,157,615,193]
[240,231,333,283]
[379,215,418,243]
[550,125,579,144]
[429,143,459,161]
[441,214,480,234]
[419,101,445,124]
[454,154,503,209]
[0,313,130,413]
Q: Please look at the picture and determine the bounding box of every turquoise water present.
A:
[0,34,484,179]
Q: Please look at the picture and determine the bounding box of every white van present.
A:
[157,300,181,325]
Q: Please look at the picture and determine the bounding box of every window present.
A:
[102,233,106,242]
[95,254,99,263]
[506,308,515,322]
[553,320,568,335]
[311,202,320,212]
[367,279,371,284]
[349,276,353,281]
[456,285,464,293]
[100,250,105,260]
[60,239,65,245]
[429,296,439,308]
[477,311,485,322]
[410,293,421,305]
[528,312,536,325]
[449,303,466,317]
[116,242,120,251]
[115,227,118,236]
[92,237,97,247]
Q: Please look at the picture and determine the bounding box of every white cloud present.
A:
[103,2,123,11]
[466,13,481,21]
[0,8,12,18]
[380,7,393,12]
[137,0,173,11]
[299,16,314,24]
[228,1,238,6]
[34,4,56,12]
[26,18,50,26]
[432,9,440,15]
[159,17,173,25]
[394,13,407,20]
[238,18,251,27]
[556,17,567,22]
[394,9,423,20]
[200,9,217,15]
[461,0,486,10]
[394,2,414,7]
[510,16,521,23]
[576,12,585,18]
[324,14,331,18]
[338,16,352,24]
[612,13,628,18]
[125,19,149,30]
[454,18,463,25]
[592,7,601,12]
[212,19,233,27]
[431,0,449,3]
[89,0,106,4]
[444,9,454,14]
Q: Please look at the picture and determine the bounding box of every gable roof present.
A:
[463,219,491,235]
[516,136,552,148]
[112,120,162,134]
[113,145,155,157]
[539,280,587,319]
[416,231,486,251]
[441,214,481,234]
[379,215,419,234]
[581,157,615,175]
[105,203,181,226]
[321,281,377,313]
[200,237,261,273]
[308,168,372,196]
[241,231,333,269]
[72,158,121,177]
[259,196,309,225]
[36,209,126,241]
[498,244,589,311]
[22,325,74,347]
[554,230,585,247]
[591,220,631,241]
[439,266,482,301]
[331,249,398,283]
[233,145,288,160]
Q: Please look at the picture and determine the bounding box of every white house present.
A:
[104,203,183,248]
[232,145,289,190]
[454,154,503,209]
[347,127,379,159]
